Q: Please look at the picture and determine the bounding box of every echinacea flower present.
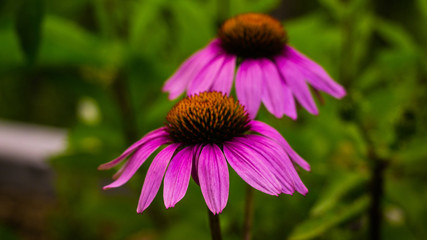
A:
[99,92,308,214]
[163,13,346,119]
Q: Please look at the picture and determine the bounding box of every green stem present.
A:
[207,208,222,240]
[243,186,254,240]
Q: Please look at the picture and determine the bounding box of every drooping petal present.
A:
[275,55,318,115]
[163,39,223,99]
[191,144,203,185]
[98,127,169,170]
[210,54,237,94]
[163,146,194,208]
[237,135,307,195]
[137,143,180,213]
[256,136,308,196]
[223,141,282,195]
[249,120,310,171]
[285,46,346,98]
[233,136,295,195]
[282,81,298,120]
[235,59,263,118]
[103,136,170,189]
[259,58,287,118]
[187,54,227,96]
[198,144,229,214]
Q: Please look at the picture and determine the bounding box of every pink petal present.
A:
[163,146,194,208]
[98,127,169,170]
[234,136,295,195]
[259,58,287,118]
[191,144,203,185]
[223,141,282,195]
[249,120,310,171]
[210,54,237,95]
[256,136,308,196]
[275,56,318,115]
[198,144,229,214]
[187,54,227,96]
[235,59,263,118]
[103,136,170,189]
[137,143,180,213]
[285,46,346,98]
[238,135,307,195]
[163,39,222,99]
[282,81,298,120]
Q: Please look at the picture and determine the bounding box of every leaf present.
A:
[289,195,370,240]
[129,0,164,49]
[14,0,44,64]
[39,15,124,67]
[318,0,346,19]
[416,0,427,20]
[374,18,418,53]
[395,136,427,164]
[229,0,280,16]
[170,0,215,56]
[0,24,24,69]
[311,172,368,216]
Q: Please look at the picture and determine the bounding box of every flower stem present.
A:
[243,185,254,240]
[207,208,222,240]
[368,150,386,240]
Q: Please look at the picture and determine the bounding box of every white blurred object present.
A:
[0,119,66,165]
[77,97,101,125]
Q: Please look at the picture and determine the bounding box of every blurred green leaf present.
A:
[14,0,44,64]
[289,195,370,240]
[170,0,215,56]
[386,178,427,239]
[416,0,427,20]
[39,15,124,67]
[0,25,24,70]
[229,0,280,15]
[318,0,346,19]
[375,18,417,52]
[311,172,368,216]
[129,0,164,49]
[395,136,427,164]
[319,0,369,20]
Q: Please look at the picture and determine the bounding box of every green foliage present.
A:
[0,0,426,239]
[289,195,370,240]
[14,0,44,64]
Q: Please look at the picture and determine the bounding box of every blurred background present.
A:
[0,0,426,239]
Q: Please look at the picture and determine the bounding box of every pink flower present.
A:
[163,13,346,119]
[99,92,308,214]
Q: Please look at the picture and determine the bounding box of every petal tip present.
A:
[298,188,309,196]
[98,164,109,170]
[288,114,298,120]
[336,90,347,99]
[165,204,175,209]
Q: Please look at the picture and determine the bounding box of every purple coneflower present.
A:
[163,13,346,119]
[99,92,308,214]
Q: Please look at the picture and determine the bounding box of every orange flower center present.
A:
[166,92,250,145]
[218,13,287,59]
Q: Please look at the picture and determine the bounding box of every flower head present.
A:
[163,13,346,119]
[99,92,309,214]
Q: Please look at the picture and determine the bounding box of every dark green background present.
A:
[0,0,426,239]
